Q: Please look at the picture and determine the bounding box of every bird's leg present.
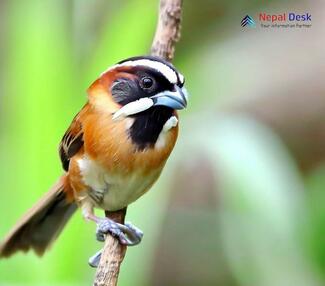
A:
[82,203,143,267]
[89,221,144,267]
[83,208,143,245]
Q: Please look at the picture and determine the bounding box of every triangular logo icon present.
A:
[241,15,256,27]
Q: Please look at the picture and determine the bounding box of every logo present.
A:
[259,12,311,22]
[241,12,312,29]
[241,15,256,27]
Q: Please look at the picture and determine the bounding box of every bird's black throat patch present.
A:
[129,106,173,151]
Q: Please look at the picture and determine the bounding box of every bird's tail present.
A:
[0,175,77,258]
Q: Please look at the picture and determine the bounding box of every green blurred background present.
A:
[1,0,325,285]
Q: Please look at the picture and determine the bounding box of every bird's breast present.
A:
[77,156,161,211]
[77,110,178,210]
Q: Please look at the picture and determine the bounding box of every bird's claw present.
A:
[125,221,144,242]
[89,219,143,268]
[96,218,143,246]
[88,249,102,268]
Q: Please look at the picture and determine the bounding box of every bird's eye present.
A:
[140,77,154,89]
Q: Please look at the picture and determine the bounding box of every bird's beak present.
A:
[112,86,188,121]
[151,86,188,110]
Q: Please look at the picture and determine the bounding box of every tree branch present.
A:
[151,0,183,61]
[93,0,183,285]
[93,210,127,286]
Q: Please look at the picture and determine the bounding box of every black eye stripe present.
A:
[135,68,174,91]
[111,64,183,106]
[111,78,138,105]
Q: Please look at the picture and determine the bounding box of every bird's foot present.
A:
[96,218,144,246]
[88,219,143,268]
[88,249,102,268]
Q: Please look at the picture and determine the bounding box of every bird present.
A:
[0,55,188,267]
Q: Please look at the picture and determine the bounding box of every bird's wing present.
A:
[59,104,89,171]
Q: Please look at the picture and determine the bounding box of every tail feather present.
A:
[0,176,77,258]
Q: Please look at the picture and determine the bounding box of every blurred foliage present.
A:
[1,0,325,285]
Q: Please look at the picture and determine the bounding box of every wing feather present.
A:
[59,104,89,171]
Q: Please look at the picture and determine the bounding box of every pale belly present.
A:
[77,156,161,211]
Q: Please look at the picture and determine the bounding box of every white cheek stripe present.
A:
[102,59,184,85]
[112,97,154,121]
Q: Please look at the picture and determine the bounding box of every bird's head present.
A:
[88,56,188,150]
[88,55,188,119]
